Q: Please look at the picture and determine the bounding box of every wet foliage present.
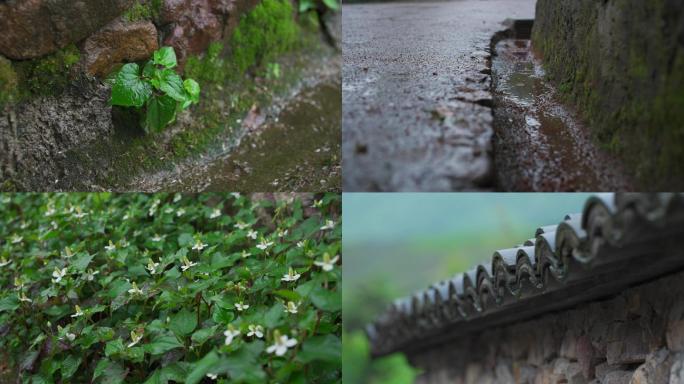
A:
[0,193,341,383]
[110,47,200,133]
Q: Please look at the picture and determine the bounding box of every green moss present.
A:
[123,0,161,22]
[0,56,18,107]
[185,42,228,85]
[229,0,300,74]
[532,0,684,188]
[13,44,80,98]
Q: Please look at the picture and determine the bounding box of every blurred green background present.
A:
[342,193,593,383]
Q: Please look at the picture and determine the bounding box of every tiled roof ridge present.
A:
[367,193,684,357]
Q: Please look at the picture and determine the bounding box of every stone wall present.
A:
[531,0,684,190]
[407,269,684,384]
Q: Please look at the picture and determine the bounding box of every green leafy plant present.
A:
[0,193,341,383]
[110,47,201,133]
[299,0,339,13]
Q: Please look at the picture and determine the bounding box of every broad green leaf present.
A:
[184,79,200,103]
[144,334,183,355]
[322,0,339,10]
[298,334,341,363]
[214,341,266,382]
[157,69,187,102]
[143,61,155,78]
[0,295,19,312]
[310,287,341,311]
[185,351,219,384]
[145,94,177,132]
[299,0,314,12]
[191,326,217,344]
[178,234,194,247]
[272,289,301,302]
[153,47,177,69]
[263,303,282,328]
[72,253,94,272]
[143,370,162,384]
[110,63,152,107]
[105,338,124,357]
[169,309,197,336]
[212,306,235,325]
[61,355,82,379]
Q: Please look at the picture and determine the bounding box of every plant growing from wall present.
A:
[110,47,200,133]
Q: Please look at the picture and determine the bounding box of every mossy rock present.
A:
[13,44,81,98]
[230,0,300,74]
[532,0,684,188]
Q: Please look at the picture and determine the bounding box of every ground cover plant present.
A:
[0,193,341,383]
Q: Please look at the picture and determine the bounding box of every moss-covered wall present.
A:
[532,0,684,189]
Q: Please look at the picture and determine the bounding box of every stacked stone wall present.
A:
[408,269,684,384]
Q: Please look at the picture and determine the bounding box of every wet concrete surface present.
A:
[342,0,536,191]
[126,79,341,192]
[492,39,633,191]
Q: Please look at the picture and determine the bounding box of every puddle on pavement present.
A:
[491,38,632,191]
[136,81,341,192]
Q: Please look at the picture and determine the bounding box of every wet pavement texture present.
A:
[342,0,536,191]
[126,80,341,192]
[492,39,633,191]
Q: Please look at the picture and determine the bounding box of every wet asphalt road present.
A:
[342,0,536,191]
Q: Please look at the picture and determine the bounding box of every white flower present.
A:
[10,234,23,244]
[164,207,174,214]
[296,241,305,248]
[73,207,88,219]
[128,282,143,296]
[281,267,300,282]
[209,208,221,219]
[277,229,288,238]
[181,256,198,271]
[234,222,250,230]
[234,302,249,311]
[224,325,240,345]
[71,305,84,318]
[312,200,323,208]
[83,269,99,281]
[66,332,76,342]
[173,193,182,203]
[0,257,12,267]
[127,329,143,348]
[192,239,207,251]
[320,220,335,231]
[104,240,117,253]
[314,253,340,272]
[241,250,251,258]
[284,301,299,314]
[119,239,129,248]
[148,199,160,216]
[18,292,32,303]
[246,230,258,240]
[176,208,185,217]
[206,373,218,380]
[151,234,164,242]
[266,334,297,356]
[45,204,56,217]
[256,240,274,251]
[247,324,264,338]
[52,267,67,283]
[231,193,241,199]
[146,259,160,274]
